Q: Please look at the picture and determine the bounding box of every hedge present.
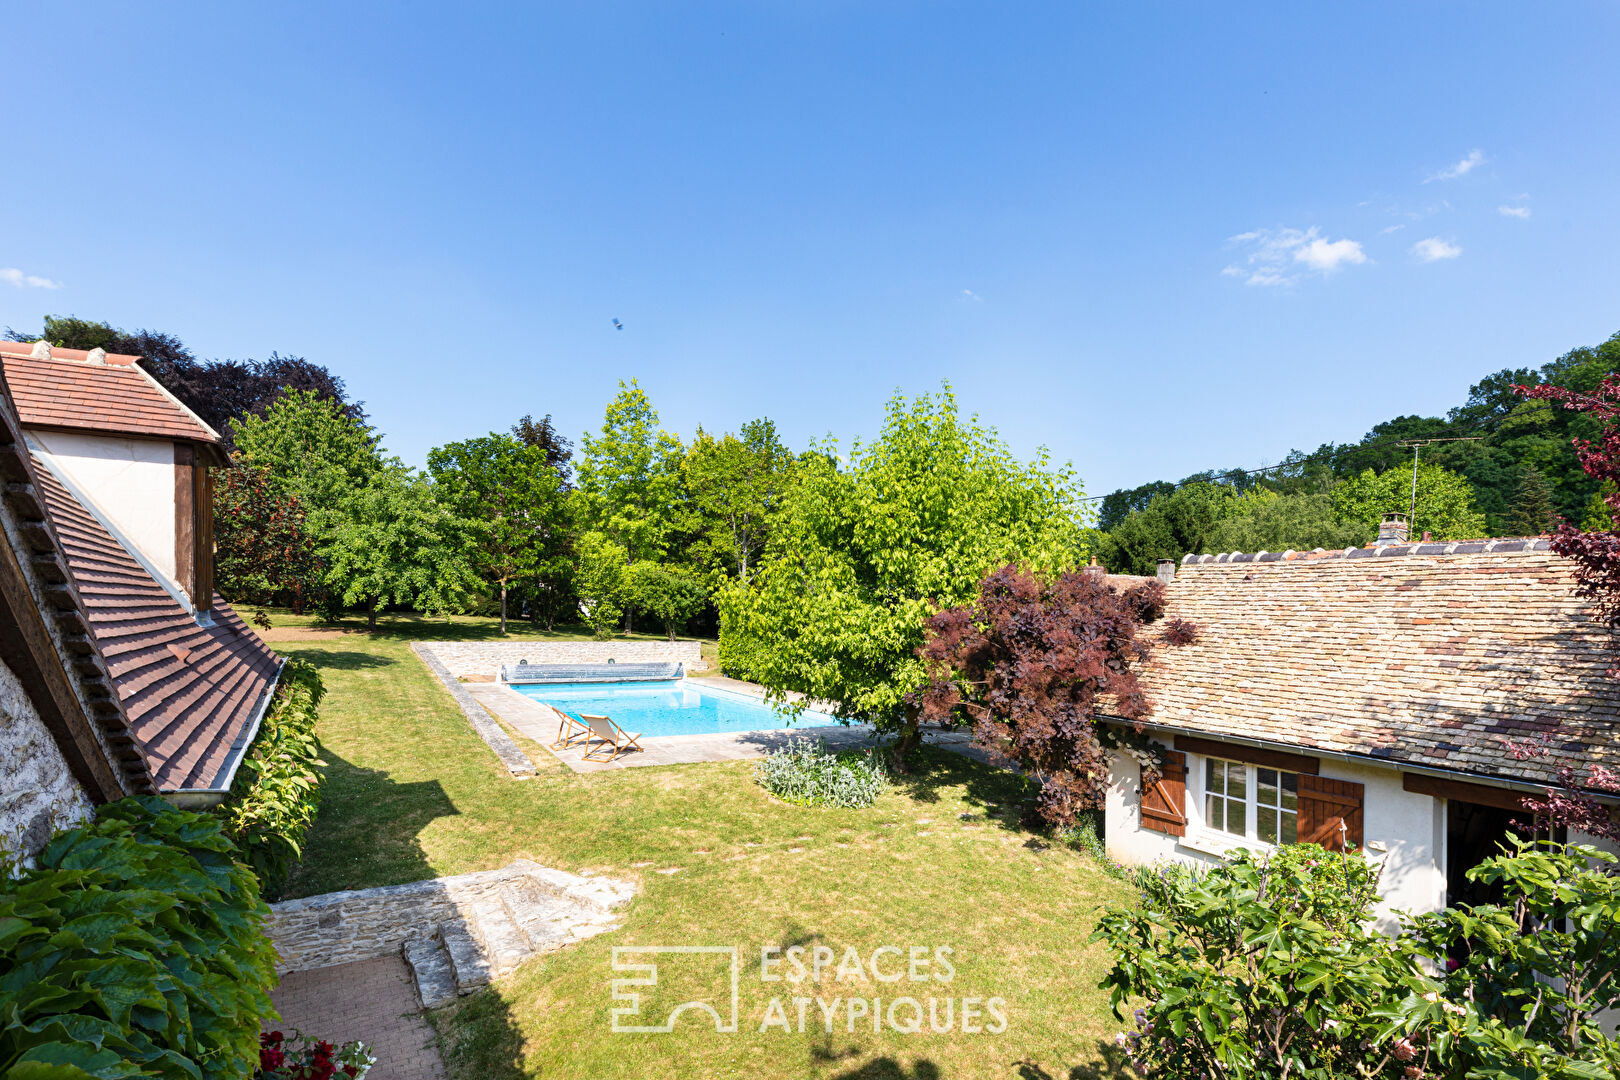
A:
[214,659,325,894]
[0,797,279,1079]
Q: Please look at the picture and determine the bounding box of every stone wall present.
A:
[418,640,705,680]
[265,860,634,973]
[0,657,93,861]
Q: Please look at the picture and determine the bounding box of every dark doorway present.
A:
[1445,800,1526,909]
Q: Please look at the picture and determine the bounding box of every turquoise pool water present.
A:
[512,680,843,739]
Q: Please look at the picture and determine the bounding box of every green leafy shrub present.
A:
[0,796,279,1079]
[215,659,325,893]
[1097,840,1620,1079]
[754,738,886,808]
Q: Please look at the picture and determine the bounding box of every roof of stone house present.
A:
[0,391,155,799]
[0,341,219,445]
[1137,540,1619,787]
[33,460,281,791]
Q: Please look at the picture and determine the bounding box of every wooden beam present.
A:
[1173,734,1320,775]
[1402,772,1538,813]
[173,443,196,605]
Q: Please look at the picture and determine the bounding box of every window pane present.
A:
[1205,793,1222,831]
[1281,773,1298,812]
[1206,759,1221,795]
[1258,768,1278,803]
[1257,806,1278,844]
[1228,765,1246,802]
[1281,810,1297,845]
[1228,798,1246,836]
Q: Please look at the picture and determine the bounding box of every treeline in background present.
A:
[1089,330,1620,575]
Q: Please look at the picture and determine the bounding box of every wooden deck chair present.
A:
[548,706,592,750]
[579,713,644,762]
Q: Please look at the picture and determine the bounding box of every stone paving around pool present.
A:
[462,680,879,772]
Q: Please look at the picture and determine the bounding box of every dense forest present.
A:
[1091,329,1620,575]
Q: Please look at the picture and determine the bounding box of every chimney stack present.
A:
[1378,512,1410,544]
[1156,558,1176,584]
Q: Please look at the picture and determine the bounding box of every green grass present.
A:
[271,618,1134,1080]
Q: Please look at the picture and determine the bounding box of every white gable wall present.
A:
[29,429,177,582]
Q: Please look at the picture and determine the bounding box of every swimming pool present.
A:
[511,679,843,739]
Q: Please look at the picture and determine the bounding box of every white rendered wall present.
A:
[31,430,177,581]
[1105,738,1448,928]
[0,656,93,861]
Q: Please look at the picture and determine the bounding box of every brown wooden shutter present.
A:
[1140,749,1188,837]
[1297,774,1364,852]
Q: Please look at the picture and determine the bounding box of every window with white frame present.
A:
[1202,757,1298,846]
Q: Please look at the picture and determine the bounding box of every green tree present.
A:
[212,455,323,620]
[1507,464,1554,536]
[229,388,382,535]
[626,563,708,641]
[427,433,571,633]
[1093,482,1236,575]
[1581,480,1617,532]
[575,531,628,639]
[682,418,794,584]
[322,465,480,627]
[718,386,1085,764]
[1204,489,1369,553]
[1331,460,1486,541]
[575,380,686,565]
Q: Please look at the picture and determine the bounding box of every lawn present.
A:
[270,614,1135,1080]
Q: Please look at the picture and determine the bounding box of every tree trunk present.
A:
[890,706,923,772]
[499,583,508,635]
[367,598,379,630]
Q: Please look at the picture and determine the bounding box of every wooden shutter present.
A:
[1140,750,1188,837]
[1297,774,1364,852]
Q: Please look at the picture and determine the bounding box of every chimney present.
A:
[1156,558,1176,584]
[1378,512,1410,544]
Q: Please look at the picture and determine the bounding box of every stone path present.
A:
[270,955,447,1080]
[463,681,879,773]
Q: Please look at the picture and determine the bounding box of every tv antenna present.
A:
[1396,437,1484,526]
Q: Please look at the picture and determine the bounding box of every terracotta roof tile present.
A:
[34,460,280,790]
[1138,543,1620,787]
[0,347,216,444]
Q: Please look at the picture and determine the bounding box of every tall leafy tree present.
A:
[212,457,323,619]
[682,418,793,584]
[574,532,629,639]
[322,465,480,628]
[511,413,574,484]
[626,563,709,641]
[1092,483,1236,575]
[1330,460,1486,540]
[229,389,383,539]
[719,386,1085,764]
[575,380,686,565]
[427,433,570,633]
[1204,490,1369,553]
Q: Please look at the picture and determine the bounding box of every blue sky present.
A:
[4,3,1617,500]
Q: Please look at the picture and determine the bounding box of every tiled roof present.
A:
[1139,541,1620,786]
[0,343,217,444]
[34,460,281,791]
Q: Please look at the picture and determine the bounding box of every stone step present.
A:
[470,899,534,978]
[402,934,458,1009]
[440,923,492,992]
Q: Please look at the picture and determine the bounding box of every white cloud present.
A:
[1379,224,1407,235]
[1222,226,1368,286]
[1410,236,1462,261]
[1425,149,1485,183]
[958,288,982,302]
[0,267,61,289]
[1498,204,1532,219]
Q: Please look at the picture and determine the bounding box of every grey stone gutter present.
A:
[410,642,535,778]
